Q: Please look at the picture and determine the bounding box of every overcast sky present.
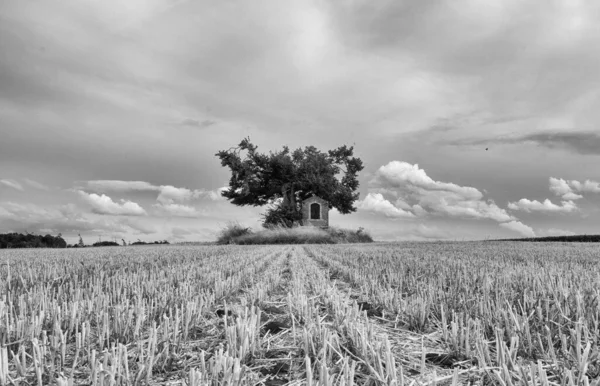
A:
[2,0,600,243]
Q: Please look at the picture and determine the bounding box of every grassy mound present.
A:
[217,224,373,245]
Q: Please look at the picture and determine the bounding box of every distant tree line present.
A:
[77,239,170,247]
[493,235,600,242]
[131,240,170,245]
[0,233,171,249]
[88,239,170,247]
[0,233,67,249]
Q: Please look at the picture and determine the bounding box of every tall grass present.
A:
[217,225,373,244]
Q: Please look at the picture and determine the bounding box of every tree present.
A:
[216,138,364,227]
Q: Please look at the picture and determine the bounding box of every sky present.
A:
[1,0,600,244]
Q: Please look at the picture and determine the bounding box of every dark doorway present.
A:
[310,203,320,219]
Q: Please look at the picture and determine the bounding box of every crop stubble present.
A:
[0,242,599,385]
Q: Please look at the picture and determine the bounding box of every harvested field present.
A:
[1,241,600,385]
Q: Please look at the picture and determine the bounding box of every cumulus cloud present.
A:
[0,179,24,191]
[357,193,415,218]
[77,191,147,216]
[374,161,483,200]
[83,180,225,217]
[570,179,600,193]
[507,198,578,213]
[500,221,536,238]
[365,161,513,222]
[153,185,223,216]
[549,177,600,200]
[549,177,583,200]
[0,202,150,236]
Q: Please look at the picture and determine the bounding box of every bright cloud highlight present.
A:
[78,191,147,216]
[507,198,578,213]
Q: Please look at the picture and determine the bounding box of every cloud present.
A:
[514,132,600,155]
[500,221,536,238]
[549,177,583,200]
[357,193,415,218]
[549,176,600,203]
[155,185,206,204]
[450,131,600,155]
[374,161,483,200]
[548,175,600,202]
[0,202,142,236]
[180,118,216,128]
[119,218,157,234]
[153,203,201,218]
[568,179,600,193]
[77,191,147,216]
[171,226,194,239]
[82,180,226,218]
[85,180,224,202]
[507,198,578,213]
[0,179,24,191]
[86,180,159,192]
[366,161,513,222]
[22,178,50,191]
[153,185,224,216]
[157,185,224,203]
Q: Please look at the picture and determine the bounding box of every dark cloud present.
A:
[328,1,600,119]
[518,132,600,155]
[449,131,600,155]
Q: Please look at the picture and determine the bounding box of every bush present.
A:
[92,241,120,247]
[326,227,374,243]
[217,222,253,244]
[217,224,374,245]
[261,205,303,228]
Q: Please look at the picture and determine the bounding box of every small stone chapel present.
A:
[301,195,329,227]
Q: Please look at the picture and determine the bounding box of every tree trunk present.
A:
[289,184,296,210]
[281,183,291,208]
[281,183,297,212]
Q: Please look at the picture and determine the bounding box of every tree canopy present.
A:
[216,138,364,227]
[0,233,67,249]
